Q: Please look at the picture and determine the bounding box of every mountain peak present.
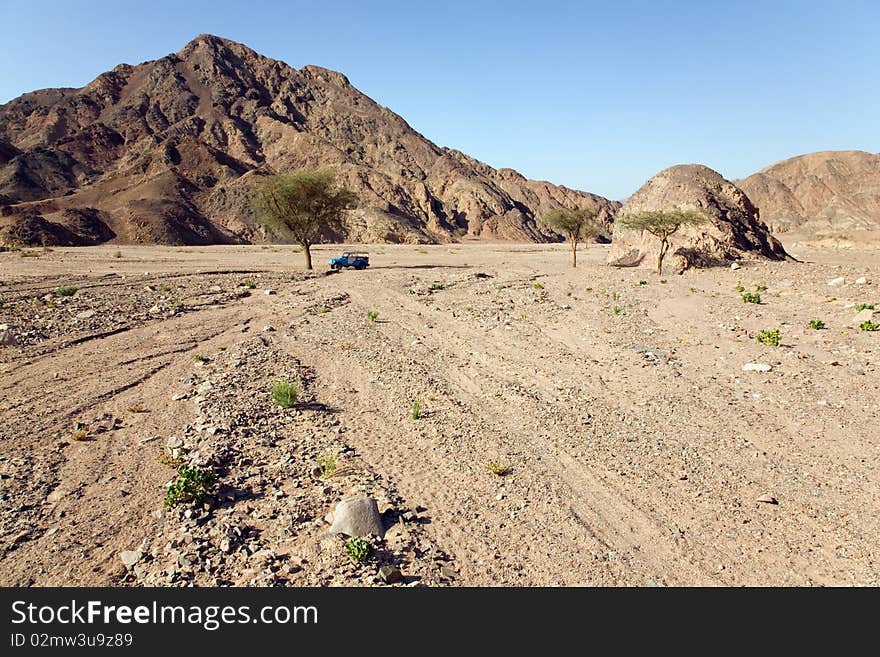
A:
[0,35,617,247]
[177,33,263,62]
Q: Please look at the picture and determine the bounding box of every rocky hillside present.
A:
[608,164,790,272]
[0,35,618,246]
[739,150,880,234]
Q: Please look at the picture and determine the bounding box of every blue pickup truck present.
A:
[329,252,370,270]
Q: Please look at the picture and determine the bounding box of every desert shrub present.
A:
[755,284,768,292]
[157,451,185,468]
[71,428,89,442]
[741,292,761,304]
[855,303,875,312]
[367,310,379,322]
[194,354,208,364]
[411,399,422,420]
[164,465,218,508]
[271,379,300,408]
[808,319,826,330]
[735,284,745,292]
[756,328,781,346]
[57,286,78,297]
[533,282,544,290]
[859,320,879,332]
[612,305,623,315]
[317,451,337,478]
[486,462,511,477]
[127,403,148,413]
[431,282,444,291]
[345,537,372,562]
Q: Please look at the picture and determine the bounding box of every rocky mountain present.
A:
[607,164,790,272]
[738,150,880,234]
[0,34,618,246]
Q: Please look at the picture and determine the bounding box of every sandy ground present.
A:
[0,241,878,586]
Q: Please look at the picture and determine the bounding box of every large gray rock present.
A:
[328,496,384,538]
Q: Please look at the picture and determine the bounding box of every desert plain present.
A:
[0,239,878,586]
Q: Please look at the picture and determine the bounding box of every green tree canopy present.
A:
[617,209,708,274]
[252,169,357,270]
[543,207,601,268]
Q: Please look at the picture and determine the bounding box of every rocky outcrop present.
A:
[739,150,880,234]
[0,34,617,246]
[608,164,790,272]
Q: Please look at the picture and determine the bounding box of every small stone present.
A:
[440,565,456,579]
[855,277,868,285]
[379,565,403,584]
[75,310,96,319]
[0,331,18,347]
[852,308,875,324]
[730,262,741,270]
[827,277,845,287]
[209,285,222,292]
[172,393,187,401]
[756,494,778,505]
[149,304,162,314]
[166,436,183,449]
[120,550,142,567]
[264,289,276,296]
[742,363,772,372]
[262,326,276,332]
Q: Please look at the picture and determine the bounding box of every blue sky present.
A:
[1,0,877,199]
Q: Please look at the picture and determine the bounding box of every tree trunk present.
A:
[571,237,577,268]
[303,243,313,270]
[657,238,668,275]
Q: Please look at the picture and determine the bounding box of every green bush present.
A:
[57,286,78,297]
[431,282,445,291]
[271,379,300,408]
[367,310,379,322]
[859,320,879,332]
[741,292,761,304]
[411,399,422,420]
[344,537,372,562]
[164,466,218,508]
[486,462,511,477]
[808,319,826,330]
[855,303,875,312]
[317,451,337,478]
[756,328,781,346]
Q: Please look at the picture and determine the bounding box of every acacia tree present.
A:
[543,207,601,268]
[617,209,708,275]
[252,169,357,270]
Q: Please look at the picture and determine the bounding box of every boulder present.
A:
[608,164,791,272]
[328,496,384,538]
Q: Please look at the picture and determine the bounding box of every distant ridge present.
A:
[0,34,618,246]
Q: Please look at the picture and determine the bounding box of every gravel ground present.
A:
[0,241,878,586]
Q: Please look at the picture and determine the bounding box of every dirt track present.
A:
[1,242,878,586]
